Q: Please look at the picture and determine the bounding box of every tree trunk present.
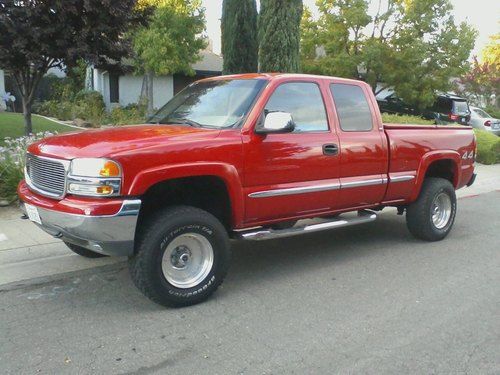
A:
[146,70,154,117]
[22,97,33,136]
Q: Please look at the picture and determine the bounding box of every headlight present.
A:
[70,158,121,178]
[68,158,122,197]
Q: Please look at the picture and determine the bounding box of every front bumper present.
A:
[19,181,141,257]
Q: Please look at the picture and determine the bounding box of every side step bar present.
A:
[234,210,377,241]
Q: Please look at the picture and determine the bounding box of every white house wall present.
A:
[153,76,174,109]
[119,75,174,109]
[0,70,5,94]
[0,70,5,111]
[118,75,143,108]
[101,72,110,109]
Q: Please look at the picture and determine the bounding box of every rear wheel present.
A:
[406,177,456,241]
[64,242,107,258]
[129,206,230,307]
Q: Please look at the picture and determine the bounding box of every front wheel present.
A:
[406,177,457,241]
[129,206,230,307]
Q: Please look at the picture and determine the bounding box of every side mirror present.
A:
[256,111,295,134]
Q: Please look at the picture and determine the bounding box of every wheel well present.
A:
[425,159,456,185]
[137,176,232,231]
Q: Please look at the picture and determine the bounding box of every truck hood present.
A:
[29,124,221,159]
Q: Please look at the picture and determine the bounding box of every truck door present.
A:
[242,80,341,225]
[328,82,388,209]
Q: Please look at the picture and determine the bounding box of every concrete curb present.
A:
[34,114,84,129]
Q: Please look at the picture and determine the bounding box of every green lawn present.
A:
[0,112,76,141]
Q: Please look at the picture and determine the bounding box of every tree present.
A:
[221,0,258,74]
[482,33,500,68]
[0,0,139,135]
[456,34,500,107]
[301,0,477,109]
[132,0,207,115]
[259,0,303,72]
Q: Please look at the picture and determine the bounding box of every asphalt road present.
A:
[1,192,499,375]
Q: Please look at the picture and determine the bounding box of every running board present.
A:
[234,210,377,241]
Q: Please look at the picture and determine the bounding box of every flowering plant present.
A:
[0,132,56,204]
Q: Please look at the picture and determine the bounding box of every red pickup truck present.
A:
[18,74,476,307]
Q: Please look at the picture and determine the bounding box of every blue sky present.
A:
[202,0,498,58]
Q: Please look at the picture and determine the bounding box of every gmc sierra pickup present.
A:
[18,74,476,307]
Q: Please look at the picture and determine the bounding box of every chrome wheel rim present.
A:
[162,233,214,289]
[431,192,452,229]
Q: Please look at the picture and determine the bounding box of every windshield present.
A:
[149,79,267,128]
[473,108,490,118]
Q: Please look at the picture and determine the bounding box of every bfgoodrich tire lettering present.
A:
[406,177,457,241]
[129,206,230,307]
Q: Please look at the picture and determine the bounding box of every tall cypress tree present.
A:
[258,0,303,72]
[221,0,258,74]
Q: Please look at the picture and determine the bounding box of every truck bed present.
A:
[383,123,475,202]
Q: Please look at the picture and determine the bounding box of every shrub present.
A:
[381,114,435,125]
[474,129,500,165]
[484,106,500,119]
[104,103,147,125]
[34,100,74,120]
[0,132,56,204]
[72,90,106,124]
[34,90,105,125]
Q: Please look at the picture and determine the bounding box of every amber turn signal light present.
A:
[99,161,121,177]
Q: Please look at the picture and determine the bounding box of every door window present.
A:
[265,82,328,132]
[330,84,373,131]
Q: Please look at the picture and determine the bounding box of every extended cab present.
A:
[18,74,476,307]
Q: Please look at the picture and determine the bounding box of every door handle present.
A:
[323,143,339,156]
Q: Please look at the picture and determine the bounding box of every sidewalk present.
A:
[0,206,124,286]
[0,163,498,287]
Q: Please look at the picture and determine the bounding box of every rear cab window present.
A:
[330,83,373,132]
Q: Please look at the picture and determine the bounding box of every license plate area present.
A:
[25,203,42,224]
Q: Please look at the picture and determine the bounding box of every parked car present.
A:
[468,106,500,136]
[378,93,471,125]
[18,74,476,307]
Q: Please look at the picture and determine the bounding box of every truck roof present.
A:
[199,73,365,86]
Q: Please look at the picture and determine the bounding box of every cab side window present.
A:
[330,84,373,132]
[265,82,329,132]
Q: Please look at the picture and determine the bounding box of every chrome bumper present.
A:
[20,199,141,257]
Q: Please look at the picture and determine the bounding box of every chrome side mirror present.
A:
[256,111,295,134]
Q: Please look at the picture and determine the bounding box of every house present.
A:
[89,49,223,110]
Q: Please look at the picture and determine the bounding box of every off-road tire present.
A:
[406,177,457,241]
[64,242,108,258]
[129,206,230,307]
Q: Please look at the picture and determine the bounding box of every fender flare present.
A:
[127,162,245,227]
[410,151,461,201]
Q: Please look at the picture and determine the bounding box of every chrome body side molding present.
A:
[340,178,386,189]
[248,182,341,198]
[389,175,415,183]
[248,174,415,199]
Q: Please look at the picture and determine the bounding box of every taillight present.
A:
[448,113,459,121]
[484,120,491,127]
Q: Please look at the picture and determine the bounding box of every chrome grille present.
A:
[26,154,67,198]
